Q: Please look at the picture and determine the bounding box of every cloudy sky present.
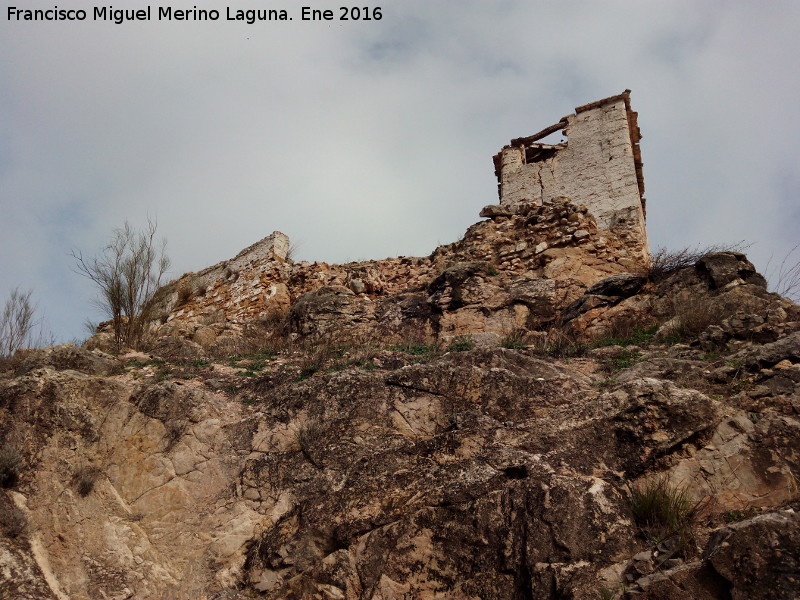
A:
[2,1,799,342]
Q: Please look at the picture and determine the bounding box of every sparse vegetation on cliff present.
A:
[0,287,38,360]
[630,476,709,555]
[0,444,21,489]
[645,243,748,283]
[72,219,170,351]
[766,243,800,303]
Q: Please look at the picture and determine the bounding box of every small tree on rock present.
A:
[0,287,37,359]
[72,219,170,351]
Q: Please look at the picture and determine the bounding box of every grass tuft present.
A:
[501,330,528,350]
[73,466,100,497]
[630,476,707,554]
[529,330,588,358]
[295,420,325,468]
[446,338,475,353]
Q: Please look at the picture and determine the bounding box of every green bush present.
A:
[592,325,659,348]
[722,506,759,523]
[446,338,475,352]
[599,348,641,373]
[501,330,527,349]
[388,341,440,363]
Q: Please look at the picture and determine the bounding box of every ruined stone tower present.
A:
[489,90,649,262]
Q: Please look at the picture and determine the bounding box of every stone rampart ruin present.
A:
[142,92,653,352]
[487,90,648,262]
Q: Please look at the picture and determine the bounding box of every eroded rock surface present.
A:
[2,330,799,598]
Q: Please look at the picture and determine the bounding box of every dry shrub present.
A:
[211,313,294,362]
[294,420,326,468]
[765,243,800,303]
[647,243,748,283]
[73,466,101,497]
[251,313,293,355]
[668,294,723,340]
[286,240,301,262]
[72,218,170,352]
[0,444,21,489]
[601,315,651,343]
[384,322,431,347]
[176,281,193,306]
[529,328,587,358]
[294,328,382,378]
[0,288,37,359]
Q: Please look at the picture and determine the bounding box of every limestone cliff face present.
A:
[2,255,800,599]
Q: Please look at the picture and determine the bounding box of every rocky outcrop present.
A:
[626,508,800,600]
[13,343,120,377]
[2,315,800,599]
[695,251,768,290]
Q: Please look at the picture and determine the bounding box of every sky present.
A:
[1,1,799,342]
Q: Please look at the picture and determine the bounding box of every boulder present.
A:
[695,252,767,290]
[14,343,119,376]
[479,203,515,218]
[427,261,501,311]
[704,510,800,600]
[149,336,206,362]
[635,509,800,599]
[561,294,617,322]
[192,326,218,349]
[289,285,374,337]
[727,330,800,368]
[586,272,647,298]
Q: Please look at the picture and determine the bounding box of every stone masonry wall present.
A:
[148,93,653,348]
[153,197,642,350]
[492,91,648,262]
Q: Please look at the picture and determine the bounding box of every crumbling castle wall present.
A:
[146,92,653,349]
[490,90,648,262]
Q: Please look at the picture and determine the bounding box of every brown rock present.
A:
[193,326,218,349]
[14,343,119,377]
[696,252,768,290]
